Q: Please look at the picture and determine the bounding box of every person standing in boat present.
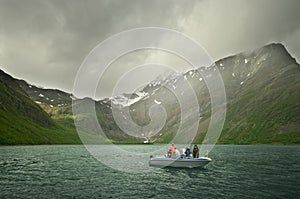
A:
[193,144,199,158]
[169,143,176,157]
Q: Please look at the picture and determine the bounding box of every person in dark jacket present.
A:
[193,144,199,158]
[185,147,191,158]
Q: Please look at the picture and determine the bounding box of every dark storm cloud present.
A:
[0,0,299,98]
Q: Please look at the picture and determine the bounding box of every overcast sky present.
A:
[0,0,300,99]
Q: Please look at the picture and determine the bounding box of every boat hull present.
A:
[149,157,211,168]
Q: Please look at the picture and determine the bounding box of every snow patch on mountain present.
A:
[112,91,148,107]
[154,99,161,104]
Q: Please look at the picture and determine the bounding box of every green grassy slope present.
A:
[195,44,300,144]
[0,70,82,144]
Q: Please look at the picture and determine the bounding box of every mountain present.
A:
[0,43,299,145]
[214,43,300,144]
[0,70,83,144]
[17,77,142,144]
[97,43,300,144]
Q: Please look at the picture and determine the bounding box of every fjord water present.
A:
[0,145,299,198]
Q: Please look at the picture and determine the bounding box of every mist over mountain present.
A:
[0,43,299,144]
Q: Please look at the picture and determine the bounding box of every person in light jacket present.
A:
[167,143,176,157]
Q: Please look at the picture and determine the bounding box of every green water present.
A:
[0,145,299,198]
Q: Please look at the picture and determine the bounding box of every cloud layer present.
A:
[0,0,299,98]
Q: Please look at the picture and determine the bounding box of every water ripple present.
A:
[0,145,299,198]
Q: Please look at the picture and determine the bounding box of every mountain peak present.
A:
[262,42,285,49]
[251,43,297,63]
